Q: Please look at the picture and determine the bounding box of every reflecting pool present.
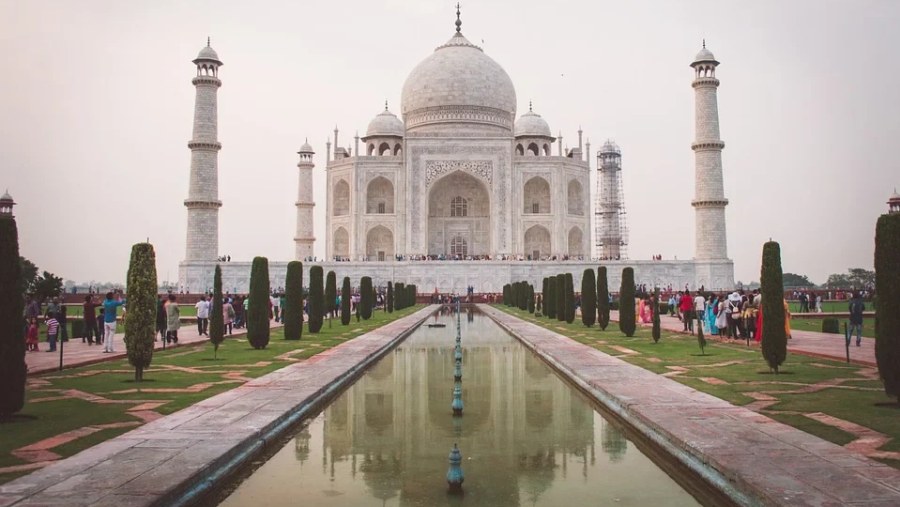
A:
[219,308,700,506]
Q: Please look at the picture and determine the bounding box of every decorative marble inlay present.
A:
[425,160,493,186]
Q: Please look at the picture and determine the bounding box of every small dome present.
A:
[514,110,552,138]
[600,139,620,154]
[194,40,222,64]
[694,47,715,61]
[298,139,314,153]
[0,190,12,202]
[365,107,404,138]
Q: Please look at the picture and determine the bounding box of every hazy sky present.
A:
[2,0,897,286]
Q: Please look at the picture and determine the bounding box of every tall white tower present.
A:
[594,140,628,260]
[184,39,223,261]
[690,42,729,260]
[294,140,316,259]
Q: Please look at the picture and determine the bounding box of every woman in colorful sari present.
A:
[705,294,719,335]
[716,295,728,335]
[641,296,653,323]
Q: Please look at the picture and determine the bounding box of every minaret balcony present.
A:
[691,77,720,88]
[191,76,222,87]
[187,140,222,150]
[691,140,725,151]
[691,199,729,208]
[184,199,222,209]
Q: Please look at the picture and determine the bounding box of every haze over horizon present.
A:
[2,0,897,287]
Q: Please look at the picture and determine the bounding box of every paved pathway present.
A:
[612,311,877,366]
[485,305,900,506]
[26,321,283,376]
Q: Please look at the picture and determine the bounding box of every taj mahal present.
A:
[179,11,734,294]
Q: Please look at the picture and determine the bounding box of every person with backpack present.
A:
[849,292,865,347]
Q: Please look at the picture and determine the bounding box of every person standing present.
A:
[166,294,181,343]
[693,292,706,335]
[195,295,210,336]
[45,314,60,352]
[102,292,125,353]
[270,293,280,323]
[156,297,167,342]
[223,297,235,335]
[26,318,39,352]
[24,295,40,322]
[83,295,98,345]
[679,291,694,333]
[849,292,865,347]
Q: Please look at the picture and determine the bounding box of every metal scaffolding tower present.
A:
[594,140,628,260]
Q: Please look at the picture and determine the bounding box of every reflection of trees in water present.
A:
[601,421,628,462]
[365,393,393,435]
[294,427,311,464]
[525,390,553,429]
[360,451,402,506]
[519,449,556,506]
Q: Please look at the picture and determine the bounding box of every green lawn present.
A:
[0,306,422,483]
[790,317,876,338]
[495,305,900,469]
[787,300,873,314]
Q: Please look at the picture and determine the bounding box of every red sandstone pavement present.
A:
[611,311,877,367]
[25,321,283,376]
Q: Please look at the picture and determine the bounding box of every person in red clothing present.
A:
[679,291,694,334]
[25,318,39,351]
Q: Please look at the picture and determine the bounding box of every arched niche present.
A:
[524,225,551,260]
[523,176,551,214]
[333,179,350,216]
[333,226,349,259]
[366,225,394,261]
[567,179,584,216]
[568,226,584,257]
[366,176,394,214]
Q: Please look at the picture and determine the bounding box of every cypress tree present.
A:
[504,284,511,306]
[247,257,271,349]
[395,282,405,309]
[564,273,575,324]
[546,276,557,319]
[283,261,303,340]
[652,288,661,343]
[597,266,610,331]
[387,281,394,313]
[308,266,324,333]
[527,284,535,313]
[124,242,157,381]
[761,241,787,373]
[409,285,417,306]
[556,274,566,322]
[619,267,636,337]
[581,268,597,327]
[0,209,25,418]
[875,212,900,399]
[325,271,337,323]
[360,276,373,319]
[540,277,548,313]
[209,264,225,356]
[519,282,528,310]
[341,277,351,325]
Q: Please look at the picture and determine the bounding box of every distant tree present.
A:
[283,261,303,340]
[546,277,557,319]
[782,272,815,288]
[247,257,271,349]
[619,268,636,337]
[308,266,324,333]
[825,273,852,289]
[386,281,394,313]
[341,277,351,325]
[597,266,610,331]
[564,273,575,324]
[556,274,566,322]
[581,268,596,327]
[33,270,63,302]
[848,268,876,289]
[360,276,373,319]
[527,284,535,313]
[652,288,661,343]
[0,212,25,419]
[124,243,157,381]
[18,256,37,296]
[209,264,225,355]
[325,271,337,324]
[761,241,787,373]
[875,213,900,399]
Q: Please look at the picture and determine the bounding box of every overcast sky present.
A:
[1,0,897,287]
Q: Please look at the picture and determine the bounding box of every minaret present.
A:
[295,140,316,259]
[691,41,729,260]
[595,140,628,260]
[184,39,223,261]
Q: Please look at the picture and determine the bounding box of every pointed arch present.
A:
[393,143,402,156]
[527,142,539,156]
[378,142,391,156]
[523,176,551,214]
[333,179,350,216]
[333,227,349,259]
[366,225,394,261]
[516,144,524,156]
[568,226,584,257]
[366,176,394,214]
[524,225,551,260]
[567,179,584,216]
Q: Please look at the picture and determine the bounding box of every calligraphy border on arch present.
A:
[425,160,493,187]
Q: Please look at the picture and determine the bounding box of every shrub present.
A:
[539,277,547,313]
[761,241,787,373]
[247,257,271,349]
[387,281,394,313]
[554,274,564,321]
[209,265,225,355]
[597,266,610,331]
[341,277,351,325]
[581,268,596,327]
[395,283,405,310]
[360,276,373,319]
[652,288,661,343]
[325,271,337,322]
[527,284,535,313]
[875,212,900,398]
[308,266,324,333]
[546,277,557,319]
[124,242,158,381]
[619,268,636,337]
[283,261,303,340]
[564,273,575,324]
[408,285,417,306]
[821,318,840,334]
[0,213,26,418]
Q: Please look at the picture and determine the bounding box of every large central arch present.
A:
[427,171,490,257]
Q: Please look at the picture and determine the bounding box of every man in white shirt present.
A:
[693,292,706,334]
[195,295,210,336]
[270,294,280,322]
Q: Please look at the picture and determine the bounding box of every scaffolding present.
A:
[594,140,628,260]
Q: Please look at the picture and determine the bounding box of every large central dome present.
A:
[401,31,517,133]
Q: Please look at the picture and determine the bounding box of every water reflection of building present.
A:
[319,315,597,506]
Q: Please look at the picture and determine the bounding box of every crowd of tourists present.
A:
[23,292,125,353]
[332,254,592,262]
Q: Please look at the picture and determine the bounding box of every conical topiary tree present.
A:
[387,281,394,313]
[539,277,547,314]
[408,285,417,307]
[652,288,661,344]
[556,274,566,322]
[395,282,405,309]
[581,268,597,327]
[247,257,271,349]
[308,266,324,333]
[0,208,25,419]
[209,264,225,356]
[565,273,575,324]
[283,261,303,340]
[527,284,535,313]
[597,266,610,331]
[619,267,636,337]
[761,241,787,373]
[360,276,373,319]
[325,270,337,325]
[341,276,351,325]
[124,242,158,381]
[875,212,900,399]
[546,276,557,319]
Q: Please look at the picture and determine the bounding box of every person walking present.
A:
[165,294,181,344]
[102,292,125,353]
[195,295,210,336]
[849,292,865,347]
[83,295,98,345]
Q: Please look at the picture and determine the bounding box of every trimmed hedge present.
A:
[546,277,557,319]
[581,268,596,327]
[875,212,900,398]
[761,241,787,373]
[360,276,373,320]
[308,266,324,333]
[341,277,351,325]
[597,266,610,331]
[556,274,566,322]
[527,284,535,313]
[0,213,24,418]
[124,243,158,381]
[619,268,636,337]
[387,281,394,313]
[283,261,303,340]
[564,273,575,324]
[325,271,337,321]
[247,257,271,349]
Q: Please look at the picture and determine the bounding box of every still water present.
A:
[220,309,700,506]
